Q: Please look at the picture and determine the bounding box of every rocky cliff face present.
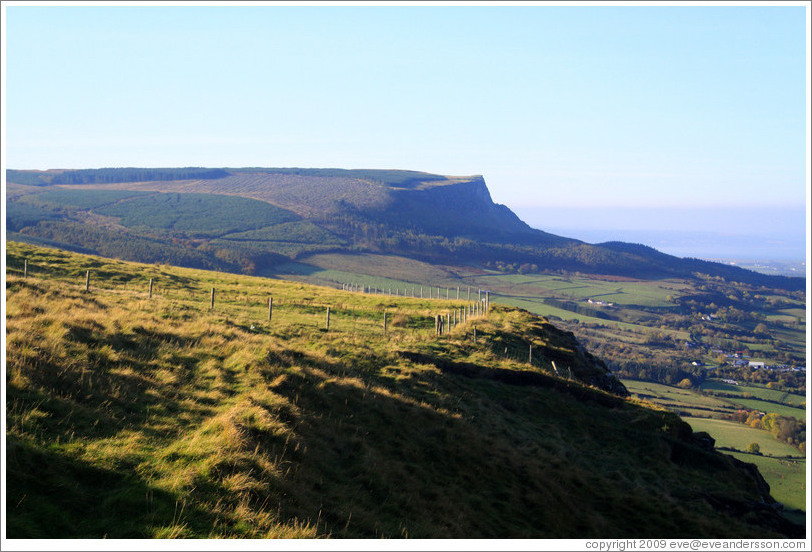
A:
[373,175,569,244]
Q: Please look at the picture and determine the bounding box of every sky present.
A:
[2,1,809,259]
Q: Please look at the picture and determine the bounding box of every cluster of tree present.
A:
[711,365,805,394]
[723,410,806,453]
[7,168,230,186]
[610,362,704,386]
[16,221,244,274]
[6,201,62,231]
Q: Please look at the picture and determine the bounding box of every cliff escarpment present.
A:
[6,167,805,290]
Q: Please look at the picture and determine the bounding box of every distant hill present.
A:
[6,167,805,291]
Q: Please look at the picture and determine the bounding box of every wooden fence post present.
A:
[467,286,470,301]
[473,325,477,344]
[456,286,460,299]
[85,270,90,292]
[149,278,153,298]
[529,344,533,365]
[24,259,28,278]
[383,312,388,334]
[326,307,331,330]
[268,297,273,321]
[210,287,215,309]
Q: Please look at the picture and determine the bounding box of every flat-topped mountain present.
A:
[6,167,804,291]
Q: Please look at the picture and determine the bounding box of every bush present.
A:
[746,442,761,455]
[677,378,693,389]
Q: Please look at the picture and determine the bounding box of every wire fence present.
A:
[8,255,562,374]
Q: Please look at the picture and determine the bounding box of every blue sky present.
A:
[3,2,808,254]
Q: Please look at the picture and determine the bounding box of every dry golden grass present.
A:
[5,241,801,539]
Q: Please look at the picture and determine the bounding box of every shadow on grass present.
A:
[5,437,217,538]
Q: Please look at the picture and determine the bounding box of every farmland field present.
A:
[726,398,806,421]
[699,380,805,407]
[686,418,800,457]
[622,380,736,418]
[481,274,686,308]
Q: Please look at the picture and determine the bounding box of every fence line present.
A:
[4,260,575,369]
[339,281,490,311]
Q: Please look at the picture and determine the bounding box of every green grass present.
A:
[300,253,467,286]
[6,240,802,539]
[700,380,805,407]
[727,453,806,513]
[622,380,737,418]
[724,398,806,421]
[685,418,800,458]
[481,274,684,308]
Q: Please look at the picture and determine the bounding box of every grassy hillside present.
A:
[5,242,803,539]
[621,379,806,522]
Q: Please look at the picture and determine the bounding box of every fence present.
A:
[9,258,491,338]
[9,256,561,374]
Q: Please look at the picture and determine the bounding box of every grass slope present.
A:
[5,242,802,539]
[622,379,806,519]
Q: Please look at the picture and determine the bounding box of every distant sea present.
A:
[512,205,808,274]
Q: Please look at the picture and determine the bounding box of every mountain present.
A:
[5,241,803,538]
[5,167,805,291]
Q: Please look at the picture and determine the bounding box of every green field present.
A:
[727,398,806,421]
[700,380,805,408]
[622,380,736,418]
[481,274,685,308]
[686,418,800,458]
[300,252,468,286]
